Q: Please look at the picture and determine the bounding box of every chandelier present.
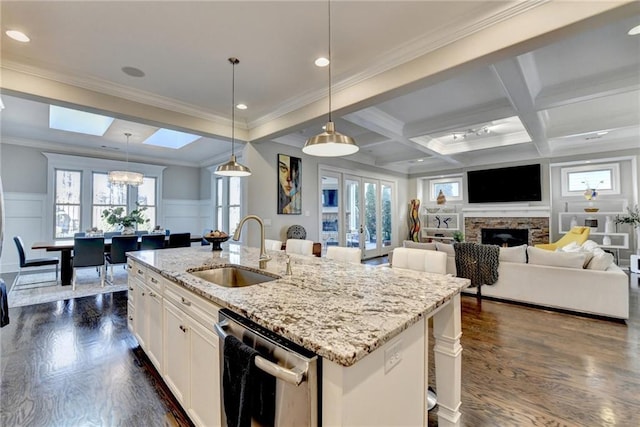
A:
[108,133,144,186]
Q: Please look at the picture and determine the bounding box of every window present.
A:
[213,176,242,235]
[136,177,157,231]
[93,172,127,231]
[54,169,82,238]
[429,176,463,202]
[561,163,620,197]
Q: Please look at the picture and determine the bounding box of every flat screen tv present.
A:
[467,164,542,203]
[322,189,338,207]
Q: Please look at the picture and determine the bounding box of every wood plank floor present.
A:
[1,271,638,426]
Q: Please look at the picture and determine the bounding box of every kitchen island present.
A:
[127,243,469,426]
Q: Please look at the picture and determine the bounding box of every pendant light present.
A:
[215,57,252,177]
[108,132,144,186]
[303,0,358,157]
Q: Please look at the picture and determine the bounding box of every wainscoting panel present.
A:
[162,199,203,236]
[1,192,52,272]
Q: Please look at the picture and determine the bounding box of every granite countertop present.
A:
[128,243,470,367]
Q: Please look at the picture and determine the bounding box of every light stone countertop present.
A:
[127,243,470,367]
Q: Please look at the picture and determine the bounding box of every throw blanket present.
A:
[454,242,500,288]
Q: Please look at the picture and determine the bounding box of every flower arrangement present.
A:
[101,204,149,229]
[615,205,640,228]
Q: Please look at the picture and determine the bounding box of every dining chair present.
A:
[74,232,86,238]
[285,239,314,256]
[104,231,122,239]
[265,239,283,251]
[391,247,447,275]
[168,232,191,248]
[135,230,149,236]
[13,236,59,284]
[325,246,361,264]
[106,235,139,282]
[140,234,166,250]
[72,237,105,290]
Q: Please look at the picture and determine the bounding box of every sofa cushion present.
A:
[581,240,600,252]
[559,241,594,268]
[586,248,614,271]
[499,244,527,263]
[527,246,586,269]
[403,240,437,251]
[436,242,455,256]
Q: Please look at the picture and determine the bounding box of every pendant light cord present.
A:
[328,0,332,123]
[125,132,131,173]
[230,57,238,157]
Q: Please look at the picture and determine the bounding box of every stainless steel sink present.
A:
[188,265,280,288]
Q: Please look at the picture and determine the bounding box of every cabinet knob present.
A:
[141,292,145,296]
[128,316,133,321]
[127,264,132,270]
[181,297,191,306]
[149,291,156,298]
[150,277,158,284]
[128,287,134,291]
[138,269,144,275]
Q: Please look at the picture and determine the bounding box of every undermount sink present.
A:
[188,265,280,288]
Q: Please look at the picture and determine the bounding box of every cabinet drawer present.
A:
[127,260,146,282]
[164,283,220,332]
[146,268,165,294]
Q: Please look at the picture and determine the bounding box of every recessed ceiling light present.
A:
[6,30,30,42]
[236,103,247,110]
[315,57,330,67]
[597,131,609,136]
[628,24,640,35]
[417,159,424,162]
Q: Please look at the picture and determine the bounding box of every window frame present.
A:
[54,169,83,239]
[560,163,620,197]
[428,176,463,202]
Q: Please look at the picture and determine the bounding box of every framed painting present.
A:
[277,153,301,214]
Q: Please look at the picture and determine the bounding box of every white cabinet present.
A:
[559,212,629,249]
[163,280,221,427]
[130,265,164,371]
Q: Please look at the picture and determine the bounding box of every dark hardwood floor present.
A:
[1,269,638,426]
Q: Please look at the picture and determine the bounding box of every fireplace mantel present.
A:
[462,206,550,218]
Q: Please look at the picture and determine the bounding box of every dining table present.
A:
[32,234,202,286]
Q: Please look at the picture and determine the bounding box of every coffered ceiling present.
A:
[1,1,638,173]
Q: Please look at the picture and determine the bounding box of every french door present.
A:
[320,169,394,259]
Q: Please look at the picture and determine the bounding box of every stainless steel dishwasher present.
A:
[215,308,320,427]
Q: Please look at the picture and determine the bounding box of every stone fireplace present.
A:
[463,207,550,246]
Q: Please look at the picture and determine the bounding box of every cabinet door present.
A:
[133,280,148,348]
[163,300,189,405]
[146,289,163,371]
[187,319,221,427]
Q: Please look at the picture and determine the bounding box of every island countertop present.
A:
[127,244,470,367]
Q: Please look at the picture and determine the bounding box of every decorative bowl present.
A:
[204,235,230,251]
[425,208,440,214]
[584,208,600,213]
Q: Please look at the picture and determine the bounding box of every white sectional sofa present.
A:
[401,240,629,320]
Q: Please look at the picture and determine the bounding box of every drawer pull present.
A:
[150,277,158,284]
[181,297,191,306]
[138,269,144,275]
[149,291,156,298]
[179,325,187,333]
[127,264,133,270]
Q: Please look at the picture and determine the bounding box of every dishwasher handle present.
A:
[214,320,306,386]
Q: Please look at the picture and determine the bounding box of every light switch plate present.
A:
[384,339,402,373]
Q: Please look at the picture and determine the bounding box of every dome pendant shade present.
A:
[303,121,359,157]
[215,154,252,177]
[215,57,251,177]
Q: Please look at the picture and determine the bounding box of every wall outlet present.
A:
[384,339,402,373]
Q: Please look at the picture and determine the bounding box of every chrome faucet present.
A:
[233,215,271,269]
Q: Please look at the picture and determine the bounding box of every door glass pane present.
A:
[321,175,339,250]
[364,182,377,251]
[381,183,392,247]
[344,178,360,248]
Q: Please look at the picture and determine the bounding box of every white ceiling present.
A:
[1,1,639,173]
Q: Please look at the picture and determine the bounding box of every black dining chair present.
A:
[140,234,166,250]
[105,235,139,283]
[104,231,121,239]
[13,236,59,284]
[135,230,149,236]
[72,237,105,290]
[168,233,191,248]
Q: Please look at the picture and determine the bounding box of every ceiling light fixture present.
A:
[236,103,248,110]
[108,133,144,186]
[303,0,358,157]
[628,24,640,36]
[5,30,30,42]
[452,126,491,140]
[215,57,252,177]
[315,57,330,67]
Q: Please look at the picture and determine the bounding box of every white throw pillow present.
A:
[587,252,614,270]
[560,241,582,252]
[403,240,437,251]
[435,242,455,256]
[527,246,586,269]
[499,244,527,263]
[581,240,600,252]
[560,241,593,267]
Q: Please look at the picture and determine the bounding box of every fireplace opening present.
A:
[481,228,529,247]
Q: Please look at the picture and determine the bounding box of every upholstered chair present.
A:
[264,239,283,251]
[285,239,314,256]
[325,246,362,264]
[534,226,590,251]
[391,247,448,275]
